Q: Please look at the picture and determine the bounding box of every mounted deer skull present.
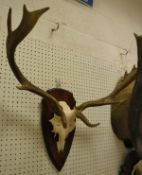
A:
[6,5,126,171]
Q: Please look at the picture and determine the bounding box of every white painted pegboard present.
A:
[0,31,126,175]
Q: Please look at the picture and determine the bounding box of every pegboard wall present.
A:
[0,30,126,175]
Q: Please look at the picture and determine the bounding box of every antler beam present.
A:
[76,67,137,112]
[6,5,67,128]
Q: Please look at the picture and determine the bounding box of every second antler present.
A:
[6,5,135,130]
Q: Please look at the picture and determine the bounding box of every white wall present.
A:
[0,0,142,175]
[1,0,142,71]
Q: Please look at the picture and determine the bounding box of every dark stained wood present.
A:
[41,88,76,171]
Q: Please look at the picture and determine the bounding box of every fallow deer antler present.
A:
[6,5,67,127]
[7,5,135,130]
[76,68,136,114]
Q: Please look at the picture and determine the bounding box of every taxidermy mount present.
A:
[6,4,123,171]
[111,34,142,175]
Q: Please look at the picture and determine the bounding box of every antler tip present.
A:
[93,122,100,127]
[7,7,12,34]
[8,7,12,12]
[45,7,50,10]
[133,65,136,70]
[134,33,138,38]
[40,6,50,14]
[23,4,50,13]
[23,4,27,12]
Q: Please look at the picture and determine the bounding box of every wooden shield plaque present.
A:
[41,88,76,171]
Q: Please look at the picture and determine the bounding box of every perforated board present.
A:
[0,31,126,175]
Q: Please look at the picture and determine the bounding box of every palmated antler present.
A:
[75,65,137,127]
[77,67,137,111]
[111,66,137,140]
[6,5,67,128]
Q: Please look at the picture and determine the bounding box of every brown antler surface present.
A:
[75,96,120,127]
[111,66,136,140]
[76,68,136,112]
[75,64,137,127]
[6,5,67,128]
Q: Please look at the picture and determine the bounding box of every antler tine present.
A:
[75,96,116,127]
[75,110,100,127]
[109,67,137,98]
[76,96,116,111]
[6,5,67,128]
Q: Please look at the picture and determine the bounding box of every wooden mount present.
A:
[41,88,76,171]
